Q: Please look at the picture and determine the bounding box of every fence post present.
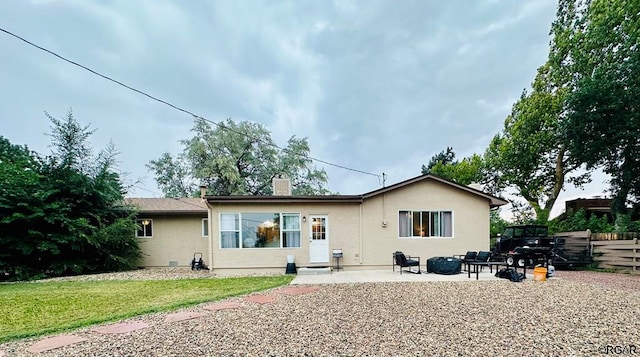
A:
[634,238,638,272]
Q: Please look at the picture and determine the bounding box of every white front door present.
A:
[309,215,329,263]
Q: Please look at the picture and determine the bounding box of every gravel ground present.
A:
[2,269,640,356]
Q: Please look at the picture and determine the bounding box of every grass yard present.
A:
[0,275,293,343]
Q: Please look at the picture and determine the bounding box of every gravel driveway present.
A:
[2,269,640,356]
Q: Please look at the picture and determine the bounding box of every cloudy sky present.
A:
[0,0,609,218]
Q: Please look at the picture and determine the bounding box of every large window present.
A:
[398,211,452,238]
[220,213,301,249]
[136,219,153,238]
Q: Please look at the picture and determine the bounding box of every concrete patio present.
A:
[291,268,504,284]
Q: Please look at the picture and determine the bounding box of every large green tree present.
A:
[429,154,485,186]
[0,111,140,281]
[421,148,486,186]
[484,88,588,223]
[484,0,594,223]
[0,137,44,279]
[148,118,331,196]
[421,147,456,175]
[562,0,640,214]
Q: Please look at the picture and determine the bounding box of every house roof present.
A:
[362,174,508,208]
[204,174,508,208]
[126,198,207,214]
[206,195,362,204]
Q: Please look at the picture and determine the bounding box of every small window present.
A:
[136,219,153,238]
[202,218,209,237]
[220,213,240,248]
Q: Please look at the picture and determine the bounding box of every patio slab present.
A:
[245,295,276,304]
[27,335,88,353]
[203,301,242,311]
[291,269,502,284]
[91,321,149,335]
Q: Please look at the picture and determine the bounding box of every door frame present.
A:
[308,215,329,263]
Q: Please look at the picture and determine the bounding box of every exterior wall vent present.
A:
[273,178,292,196]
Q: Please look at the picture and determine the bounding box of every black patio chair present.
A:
[460,251,477,271]
[475,251,492,262]
[393,251,421,274]
[474,251,492,271]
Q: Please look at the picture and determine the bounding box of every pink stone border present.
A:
[203,301,242,311]
[245,295,276,304]
[91,321,149,334]
[27,335,88,353]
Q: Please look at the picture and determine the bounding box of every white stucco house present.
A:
[131,174,507,273]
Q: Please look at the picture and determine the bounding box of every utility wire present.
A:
[1,27,382,179]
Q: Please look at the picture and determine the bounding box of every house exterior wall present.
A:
[360,180,490,268]
[205,179,492,271]
[207,202,361,270]
[137,214,208,267]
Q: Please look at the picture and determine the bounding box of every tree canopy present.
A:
[482,0,614,223]
[0,110,140,281]
[422,148,485,186]
[562,0,640,215]
[423,0,640,227]
[484,86,589,222]
[421,147,456,175]
[148,118,331,196]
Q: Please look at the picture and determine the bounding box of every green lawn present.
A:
[0,275,293,343]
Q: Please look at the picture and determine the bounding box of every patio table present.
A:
[467,261,527,280]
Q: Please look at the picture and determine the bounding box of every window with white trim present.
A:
[398,211,453,237]
[220,214,240,248]
[136,219,153,238]
[220,213,301,248]
[202,218,209,237]
[281,213,301,248]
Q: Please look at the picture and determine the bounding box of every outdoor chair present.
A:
[393,251,421,274]
[474,251,492,271]
[460,251,477,271]
[475,251,491,262]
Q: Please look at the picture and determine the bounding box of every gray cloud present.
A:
[0,0,608,216]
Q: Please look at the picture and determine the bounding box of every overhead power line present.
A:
[0,27,381,179]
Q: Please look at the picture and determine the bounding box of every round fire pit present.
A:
[426,256,462,275]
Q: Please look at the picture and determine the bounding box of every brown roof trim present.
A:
[362,174,508,208]
[206,195,363,204]
[134,210,206,215]
[203,174,508,208]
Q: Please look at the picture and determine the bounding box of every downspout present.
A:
[207,204,213,270]
[201,185,213,271]
[359,201,363,265]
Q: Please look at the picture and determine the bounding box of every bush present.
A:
[0,112,141,281]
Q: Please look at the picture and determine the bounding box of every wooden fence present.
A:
[552,231,640,270]
[591,232,640,241]
[553,231,592,266]
[590,239,640,271]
